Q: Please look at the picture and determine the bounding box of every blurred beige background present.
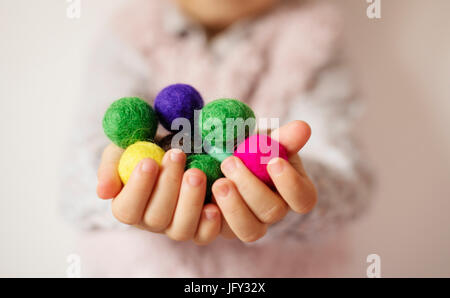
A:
[0,0,449,277]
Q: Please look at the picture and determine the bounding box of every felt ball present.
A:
[234,134,288,187]
[154,84,204,132]
[203,142,233,162]
[103,97,158,149]
[186,154,223,200]
[118,141,165,184]
[200,98,255,148]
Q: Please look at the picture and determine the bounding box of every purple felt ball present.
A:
[234,134,288,187]
[154,84,204,132]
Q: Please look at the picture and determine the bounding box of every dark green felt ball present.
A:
[200,98,255,148]
[186,154,223,200]
[103,97,158,149]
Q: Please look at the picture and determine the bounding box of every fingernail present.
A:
[140,159,154,173]
[214,183,229,198]
[204,209,218,220]
[170,149,184,163]
[221,157,237,174]
[187,173,203,187]
[268,158,284,176]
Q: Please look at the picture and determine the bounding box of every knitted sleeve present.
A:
[260,59,374,243]
[59,33,151,229]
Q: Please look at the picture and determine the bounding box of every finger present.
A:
[287,151,308,177]
[111,158,159,225]
[270,120,311,156]
[220,217,237,239]
[193,204,221,245]
[213,178,267,243]
[97,144,124,199]
[211,195,236,239]
[267,157,317,214]
[221,156,288,224]
[165,169,206,241]
[143,149,186,232]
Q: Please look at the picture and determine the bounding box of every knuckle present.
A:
[194,226,220,246]
[259,203,288,224]
[167,231,193,242]
[143,214,170,232]
[239,226,267,243]
[112,206,140,225]
[193,236,213,246]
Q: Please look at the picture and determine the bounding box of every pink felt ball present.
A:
[234,134,288,187]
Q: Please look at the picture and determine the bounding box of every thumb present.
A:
[270,120,311,156]
[97,143,124,199]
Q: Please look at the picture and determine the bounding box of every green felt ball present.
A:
[103,97,158,149]
[186,154,223,200]
[204,142,233,162]
[200,98,255,148]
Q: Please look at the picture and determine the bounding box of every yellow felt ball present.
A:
[118,141,165,184]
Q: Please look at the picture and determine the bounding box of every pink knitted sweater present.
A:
[61,0,372,277]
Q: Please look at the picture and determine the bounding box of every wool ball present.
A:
[186,154,223,200]
[200,98,255,148]
[234,134,288,187]
[118,141,165,184]
[203,141,233,162]
[103,97,158,149]
[154,84,204,132]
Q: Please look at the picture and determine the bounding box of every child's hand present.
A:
[212,121,317,242]
[97,145,222,245]
[96,121,316,244]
